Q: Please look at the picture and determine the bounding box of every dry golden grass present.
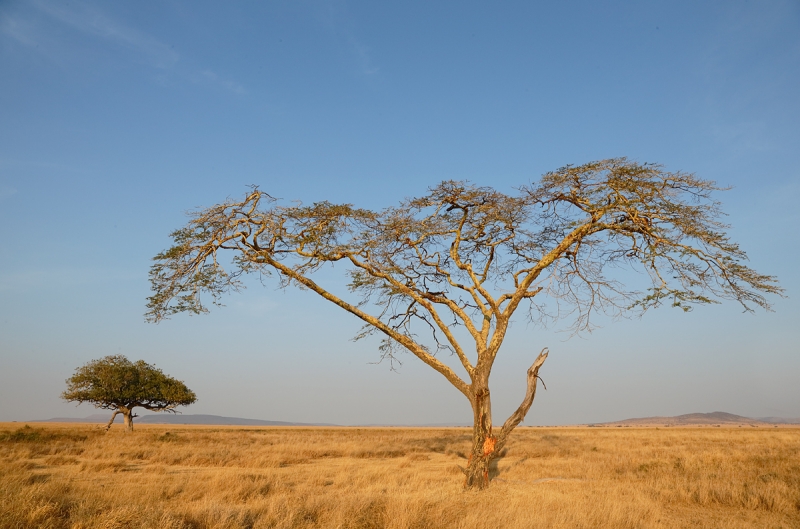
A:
[1,422,798,528]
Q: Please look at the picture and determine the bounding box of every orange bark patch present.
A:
[482,436,496,457]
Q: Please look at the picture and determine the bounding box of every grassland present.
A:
[1,422,798,528]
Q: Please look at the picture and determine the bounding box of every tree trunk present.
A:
[464,385,495,490]
[121,408,134,432]
[462,349,548,490]
[105,410,120,431]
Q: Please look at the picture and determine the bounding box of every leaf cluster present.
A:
[61,355,197,412]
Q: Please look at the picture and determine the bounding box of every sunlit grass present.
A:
[1,423,798,528]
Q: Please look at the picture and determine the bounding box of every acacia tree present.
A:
[62,355,197,431]
[146,158,781,489]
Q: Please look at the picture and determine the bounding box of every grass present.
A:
[1,422,798,528]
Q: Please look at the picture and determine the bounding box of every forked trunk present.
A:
[463,349,549,490]
[106,407,137,432]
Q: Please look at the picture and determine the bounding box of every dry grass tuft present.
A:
[1,423,798,528]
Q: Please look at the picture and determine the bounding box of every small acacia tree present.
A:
[62,355,197,431]
[146,158,781,489]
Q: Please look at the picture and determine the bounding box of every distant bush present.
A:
[0,425,88,443]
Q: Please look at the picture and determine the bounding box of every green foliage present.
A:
[61,355,197,412]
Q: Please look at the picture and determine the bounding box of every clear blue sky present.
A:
[1,0,798,425]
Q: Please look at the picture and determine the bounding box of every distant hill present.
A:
[27,411,800,427]
[31,414,336,426]
[598,411,799,427]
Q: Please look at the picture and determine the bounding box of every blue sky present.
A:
[1,0,798,425]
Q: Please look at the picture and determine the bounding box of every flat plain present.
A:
[1,422,798,528]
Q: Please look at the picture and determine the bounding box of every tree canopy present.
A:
[146,158,781,487]
[62,355,197,431]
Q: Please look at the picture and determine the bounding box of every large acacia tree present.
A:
[147,158,781,489]
[62,355,197,431]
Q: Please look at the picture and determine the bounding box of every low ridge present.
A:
[28,411,800,426]
[600,411,773,426]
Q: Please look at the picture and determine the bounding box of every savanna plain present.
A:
[1,423,798,528]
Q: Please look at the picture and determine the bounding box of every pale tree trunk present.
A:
[462,349,548,490]
[105,410,120,431]
[120,407,134,432]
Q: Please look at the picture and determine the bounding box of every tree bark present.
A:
[462,349,548,490]
[121,407,134,432]
[463,384,494,490]
[105,410,120,431]
[495,349,548,454]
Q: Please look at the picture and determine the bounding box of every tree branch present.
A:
[105,410,120,432]
[263,253,473,398]
[346,255,476,376]
[494,348,548,454]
